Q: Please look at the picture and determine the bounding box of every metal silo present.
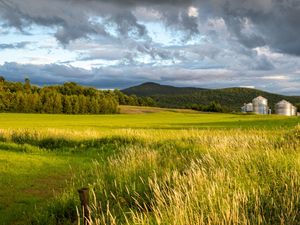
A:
[275,100,293,116]
[246,103,253,112]
[241,103,253,113]
[252,96,268,114]
[292,105,297,116]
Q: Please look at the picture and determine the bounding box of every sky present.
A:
[0,0,299,95]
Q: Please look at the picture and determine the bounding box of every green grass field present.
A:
[0,107,299,225]
[0,108,299,130]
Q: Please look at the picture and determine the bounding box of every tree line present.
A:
[0,77,156,114]
[187,102,229,113]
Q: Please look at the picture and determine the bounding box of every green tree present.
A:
[71,95,80,114]
[0,93,5,112]
[295,103,300,113]
[53,93,63,114]
[42,93,54,113]
[90,97,100,114]
[30,93,42,113]
[0,78,121,114]
[22,94,32,113]
[15,92,26,112]
[24,78,31,93]
[63,96,73,114]
[0,76,5,83]
[114,89,126,105]
[204,101,224,113]
[78,95,87,114]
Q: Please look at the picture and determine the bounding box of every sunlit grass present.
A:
[0,111,299,224]
[0,110,299,131]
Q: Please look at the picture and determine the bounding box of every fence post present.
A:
[78,187,90,225]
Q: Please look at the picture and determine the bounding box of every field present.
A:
[0,106,300,225]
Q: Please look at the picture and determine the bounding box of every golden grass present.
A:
[1,118,299,224]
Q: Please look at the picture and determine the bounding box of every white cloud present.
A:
[239,86,255,89]
[188,6,199,18]
[261,75,288,80]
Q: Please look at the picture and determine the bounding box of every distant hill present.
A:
[123,82,208,96]
[122,82,300,111]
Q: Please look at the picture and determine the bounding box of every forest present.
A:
[0,77,156,114]
[123,82,300,112]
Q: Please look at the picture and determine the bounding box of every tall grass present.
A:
[77,126,300,225]
[1,125,300,224]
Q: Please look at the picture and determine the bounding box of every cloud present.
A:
[0,0,299,95]
[1,0,299,56]
[0,0,197,44]
[107,11,147,39]
[0,41,30,49]
[0,0,153,45]
[1,61,299,95]
[0,62,92,81]
[212,0,300,55]
[261,75,288,81]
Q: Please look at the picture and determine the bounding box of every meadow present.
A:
[0,106,300,225]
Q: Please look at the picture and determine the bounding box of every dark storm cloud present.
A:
[0,0,300,94]
[162,8,199,39]
[69,0,192,7]
[224,17,266,49]
[0,62,145,88]
[1,62,298,94]
[1,0,299,55]
[0,0,196,44]
[107,11,147,38]
[0,0,154,44]
[0,62,94,85]
[0,41,30,49]
[214,0,300,55]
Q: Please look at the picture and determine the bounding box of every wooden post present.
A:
[78,187,90,225]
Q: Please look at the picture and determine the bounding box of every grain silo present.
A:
[252,96,268,114]
[275,100,296,116]
[245,103,253,112]
[241,103,253,113]
[292,105,297,116]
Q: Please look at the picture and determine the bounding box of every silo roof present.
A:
[253,96,267,101]
[276,100,292,106]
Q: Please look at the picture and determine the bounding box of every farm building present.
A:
[242,97,298,116]
[275,100,297,116]
[241,96,269,114]
[252,96,269,114]
[241,103,253,113]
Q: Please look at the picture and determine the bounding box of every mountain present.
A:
[122,82,208,96]
[122,82,300,111]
